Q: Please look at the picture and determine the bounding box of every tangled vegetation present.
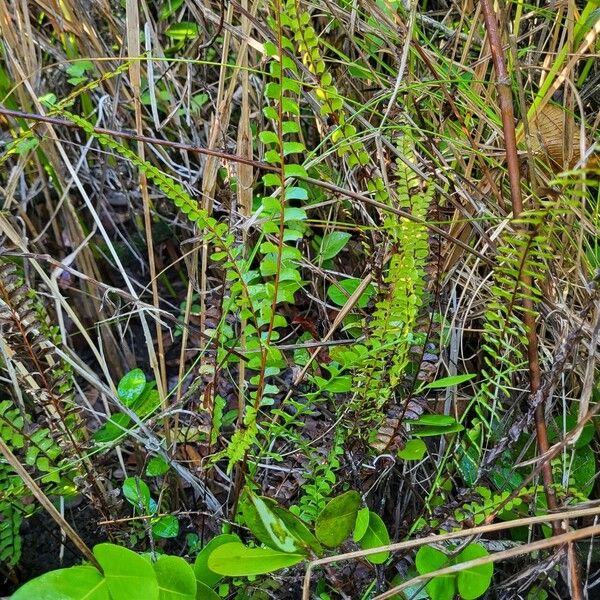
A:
[0,0,599,598]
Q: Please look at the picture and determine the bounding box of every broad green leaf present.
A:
[159,0,184,19]
[207,542,304,576]
[165,22,200,40]
[152,515,179,538]
[397,439,427,460]
[94,543,159,600]
[194,534,240,587]
[319,232,351,260]
[118,369,146,406]
[262,498,322,555]
[455,544,493,600]
[413,415,458,426]
[314,491,361,548]
[353,507,370,542]
[424,373,476,389]
[356,511,390,564]
[196,581,220,600]
[93,413,131,442]
[326,279,375,308]
[132,388,161,417]
[242,492,304,553]
[11,566,108,600]
[412,415,464,437]
[283,164,307,178]
[146,456,170,477]
[123,477,152,512]
[154,555,196,600]
[415,545,454,600]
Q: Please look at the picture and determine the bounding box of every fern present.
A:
[0,259,76,437]
[0,399,74,566]
[283,0,388,203]
[476,198,574,428]
[291,426,345,523]
[353,133,433,430]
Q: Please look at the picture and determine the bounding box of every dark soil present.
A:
[0,504,106,595]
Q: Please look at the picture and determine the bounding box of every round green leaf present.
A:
[326,279,375,308]
[94,543,159,600]
[357,511,390,564]
[194,534,240,587]
[11,566,108,600]
[118,369,147,407]
[397,438,427,460]
[455,543,493,600]
[146,456,170,477]
[152,515,180,538]
[207,542,304,576]
[415,545,455,600]
[154,555,196,600]
[314,491,361,548]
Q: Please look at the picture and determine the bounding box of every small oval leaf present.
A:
[118,369,147,407]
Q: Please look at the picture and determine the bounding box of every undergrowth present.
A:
[0,0,599,598]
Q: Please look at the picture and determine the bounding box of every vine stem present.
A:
[478,1,583,598]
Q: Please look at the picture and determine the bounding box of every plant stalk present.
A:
[478,1,583,597]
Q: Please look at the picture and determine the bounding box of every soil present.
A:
[0,504,106,596]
